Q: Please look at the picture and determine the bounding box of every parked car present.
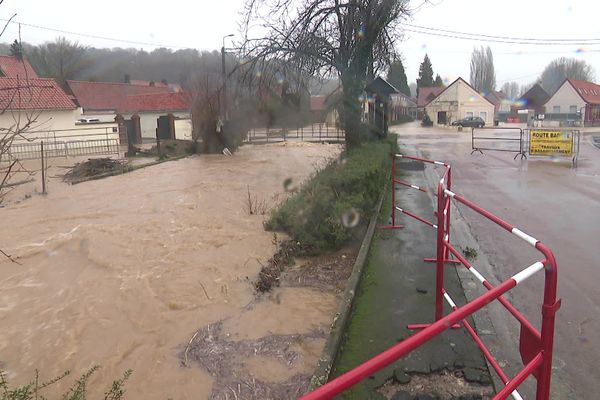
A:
[451,116,485,128]
[76,117,100,123]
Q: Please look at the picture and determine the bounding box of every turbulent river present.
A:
[0,142,341,399]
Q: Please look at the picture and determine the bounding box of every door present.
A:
[156,115,171,140]
[437,111,447,125]
[123,119,137,144]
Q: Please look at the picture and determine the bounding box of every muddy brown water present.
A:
[0,142,341,399]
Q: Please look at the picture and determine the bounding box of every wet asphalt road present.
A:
[392,122,600,399]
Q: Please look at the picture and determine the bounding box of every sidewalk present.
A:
[330,155,493,399]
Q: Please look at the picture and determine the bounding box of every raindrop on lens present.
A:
[342,208,360,228]
[283,177,295,192]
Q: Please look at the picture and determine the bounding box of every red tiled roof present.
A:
[118,92,191,113]
[568,79,600,104]
[417,86,444,107]
[310,95,327,111]
[129,79,169,88]
[66,80,173,111]
[0,56,39,79]
[0,78,76,110]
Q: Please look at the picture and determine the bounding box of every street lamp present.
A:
[222,34,234,121]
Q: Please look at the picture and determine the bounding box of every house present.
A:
[0,77,79,134]
[417,86,444,119]
[510,84,549,123]
[364,76,398,136]
[485,90,511,122]
[389,92,417,121]
[310,95,340,127]
[543,79,600,127]
[117,92,192,142]
[0,57,124,154]
[424,77,495,126]
[67,80,189,143]
[129,79,182,92]
[66,80,173,115]
[0,55,39,79]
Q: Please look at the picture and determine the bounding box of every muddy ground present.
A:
[0,142,356,399]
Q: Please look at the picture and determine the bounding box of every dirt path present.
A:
[0,142,341,399]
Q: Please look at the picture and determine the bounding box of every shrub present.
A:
[0,367,132,400]
[265,136,396,255]
[421,113,433,127]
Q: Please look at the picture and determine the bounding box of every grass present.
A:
[265,135,397,255]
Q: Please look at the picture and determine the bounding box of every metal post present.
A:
[435,178,445,321]
[155,130,161,158]
[536,243,560,400]
[221,34,234,121]
[319,124,322,141]
[40,141,46,194]
[391,154,396,227]
[444,168,452,263]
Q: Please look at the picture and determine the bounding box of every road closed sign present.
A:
[529,130,573,156]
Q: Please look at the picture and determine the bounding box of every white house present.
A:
[0,56,80,134]
[424,77,495,126]
[543,79,600,126]
[0,77,80,135]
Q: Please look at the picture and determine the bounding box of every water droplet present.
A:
[341,208,360,228]
[283,177,296,192]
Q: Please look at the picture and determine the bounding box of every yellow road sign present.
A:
[529,130,573,156]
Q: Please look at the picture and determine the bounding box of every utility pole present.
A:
[221,34,234,121]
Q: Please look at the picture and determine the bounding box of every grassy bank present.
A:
[265,135,397,255]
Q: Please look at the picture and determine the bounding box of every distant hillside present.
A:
[0,41,223,89]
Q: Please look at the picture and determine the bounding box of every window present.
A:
[466,112,473,118]
[553,105,560,113]
[570,105,578,114]
[479,112,487,121]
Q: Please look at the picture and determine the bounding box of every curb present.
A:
[309,168,390,389]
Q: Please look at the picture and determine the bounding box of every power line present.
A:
[0,18,209,50]
[405,23,600,43]
[403,28,600,46]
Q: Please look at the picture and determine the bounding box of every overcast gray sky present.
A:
[1,0,598,87]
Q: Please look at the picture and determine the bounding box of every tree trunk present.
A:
[340,67,367,149]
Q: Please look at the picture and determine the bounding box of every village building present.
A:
[424,77,495,126]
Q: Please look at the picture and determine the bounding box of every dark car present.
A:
[451,116,485,128]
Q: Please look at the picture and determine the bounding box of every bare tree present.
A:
[27,36,89,88]
[500,81,520,101]
[0,9,44,263]
[539,57,595,95]
[469,46,496,94]
[240,0,411,147]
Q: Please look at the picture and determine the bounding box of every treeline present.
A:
[0,37,223,89]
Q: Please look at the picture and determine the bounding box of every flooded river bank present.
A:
[0,142,341,399]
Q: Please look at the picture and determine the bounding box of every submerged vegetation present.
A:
[0,367,132,400]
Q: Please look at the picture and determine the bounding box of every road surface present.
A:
[392,122,600,399]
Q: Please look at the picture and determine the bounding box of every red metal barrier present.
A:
[301,154,560,400]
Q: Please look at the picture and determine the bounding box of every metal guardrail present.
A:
[244,124,345,144]
[302,154,560,400]
[7,139,120,161]
[471,127,527,160]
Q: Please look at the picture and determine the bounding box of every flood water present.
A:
[0,142,341,399]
